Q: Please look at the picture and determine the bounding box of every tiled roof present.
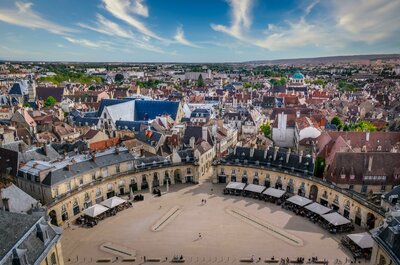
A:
[134,100,180,120]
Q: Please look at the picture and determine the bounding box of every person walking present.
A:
[199,233,202,239]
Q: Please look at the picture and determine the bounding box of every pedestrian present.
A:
[144,256,146,262]
[205,199,207,204]
[199,233,202,239]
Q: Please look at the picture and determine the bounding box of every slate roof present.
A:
[134,100,180,120]
[40,149,134,186]
[135,129,162,146]
[182,126,214,146]
[97,98,131,116]
[0,211,40,259]
[36,86,64,102]
[9,81,28,96]
[115,120,147,131]
[0,212,60,265]
[190,108,210,118]
[223,146,314,176]
[371,216,400,265]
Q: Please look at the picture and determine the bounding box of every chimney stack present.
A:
[273,146,279,161]
[202,127,208,141]
[299,150,303,163]
[368,156,373,171]
[286,148,291,163]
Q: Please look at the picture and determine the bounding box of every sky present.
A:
[0,0,399,62]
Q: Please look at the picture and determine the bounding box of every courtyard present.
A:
[61,181,366,264]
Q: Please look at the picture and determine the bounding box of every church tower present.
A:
[27,75,36,102]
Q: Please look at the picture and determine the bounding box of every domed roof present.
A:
[292,72,304,79]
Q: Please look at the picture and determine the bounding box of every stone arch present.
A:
[174,169,182,183]
[367,212,376,229]
[286,179,294,194]
[106,183,115,198]
[275,176,283,189]
[130,177,138,192]
[378,255,386,265]
[309,184,318,201]
[343,199,351,219]
[153,172,160,187]
[117,179,125,193]
[49,210,58,226]
[164,171,171,184]
[298,182,306,196]
[264,174,270,188]
[141,174,149,190]
[354,206,362,226]
[241,170,248,184]
[72,198,80,216]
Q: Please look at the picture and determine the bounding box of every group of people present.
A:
[152,188,162,197]
[201,199,207,204]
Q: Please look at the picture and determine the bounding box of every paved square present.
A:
[62,182,365,264]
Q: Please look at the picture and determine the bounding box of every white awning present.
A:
[286,195,312,207]
[100,196,126,209]
[347,232,374,249]
[305,202,332,215]
[263,187,286,198]
[244,184,266,193]
[82,204,109,218]
[321,212,351,226]
[226,182,246,190]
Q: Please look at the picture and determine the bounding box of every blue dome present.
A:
[292,72,304,79]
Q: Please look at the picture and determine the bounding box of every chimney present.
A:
[92,152,97,162]
[368,156,373,171]
[250,148,254,158]
[189,137,195,149]
[202,127,208,141]
[273,146,279,161]
[366,132,370,142]
[299,150,303,163]
[286,148,291,163]
[264,146,269,159]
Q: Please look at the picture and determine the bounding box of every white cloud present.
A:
[173,26,201,48]
[211,0,400,52]
[64,37,108,49]
[102,0,163,41]
[211,0,252,40]
[0,2,75,35]
[78,14,165,53]
[332,0,400,42]
[78,14,135,39]
[131,0,148,17]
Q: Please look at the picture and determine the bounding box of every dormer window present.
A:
[12,248,29,265]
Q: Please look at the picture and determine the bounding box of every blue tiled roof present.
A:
[9,83,24,95]
[134,100,180,120]
[74,116,99,126]
[115,120,147,131]
[190,108,210,118]
[292,72,304,79]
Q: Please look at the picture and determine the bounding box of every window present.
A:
[116,164,120,173]
[91,174,96,181]
[79,178,83,186]
[127,162,133,171]
[381,185,386,192]
[187,168,192,174]
[107,183,113,191]
[53,187,59,197]
[66,182,71,192]
[102,168,108,178]
[334,195,339,204]
[96,188,102,197]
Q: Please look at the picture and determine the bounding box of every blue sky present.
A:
[0,0,399,62]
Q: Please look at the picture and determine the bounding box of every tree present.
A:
[44,96,57,107]
[197,74,205,87]
[260,121,272,138]
[331,116,343,130]
[114,73,124,83]
[314,157,326,178]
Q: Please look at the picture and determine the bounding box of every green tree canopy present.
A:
[197,74,205,87]
[260,121,272,138]
[44,96,57,107]
[114,73,124,83]
[331,116,343,129]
